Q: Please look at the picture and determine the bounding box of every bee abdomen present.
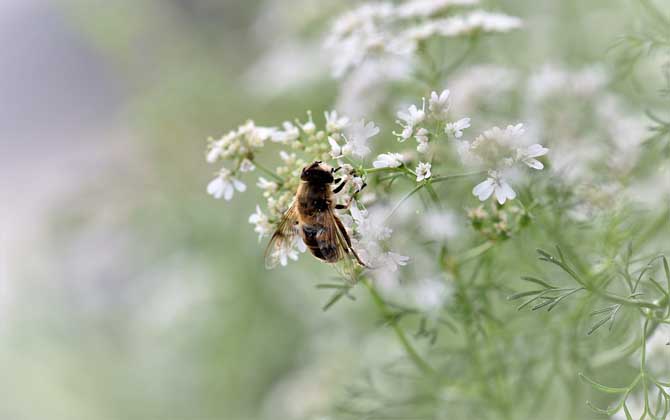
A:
[302,224,339,263]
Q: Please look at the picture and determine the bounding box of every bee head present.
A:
[301,161,334,184]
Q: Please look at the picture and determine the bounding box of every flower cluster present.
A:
[394,89,471,154]
[325,0,522,77]
[458,124,548,204]
[393,89,548,204]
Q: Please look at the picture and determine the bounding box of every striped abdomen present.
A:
[301,223,339,262]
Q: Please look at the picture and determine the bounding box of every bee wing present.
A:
[314,209,367,280]
[264,203,301,269]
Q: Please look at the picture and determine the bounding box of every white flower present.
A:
[350,201,392,242]
[256,177,278,192]
[328,136,343,158]
[516,144,549,169]
[420,210,460,240]
[279,150,297,165]
[373,153,404,168]
[352,176,365,192]
[412,278,450,313]
[472,170,516,204]
[394,100,426,141]
[207,169,247,201]
[206,139,225,163]
[239,158,255,172]
[415,127,430,153]
[324,110,350,132]
[248,205,272,240]
[377,251,410,272]
[415,127,429,143]
[344,119,380,158]
[429,11,523,37]
[445,117,471,138]
[396,0,479,19]
[417,140,430,154]
[271,121,300,143]
[276,236,307,267]
[428,89,450,118]
[415,162,432,182]
[300,111,316,135]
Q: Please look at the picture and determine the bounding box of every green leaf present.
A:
[590,305,617,316]
[586,400,624,416]
[520,276,557,289]
[508,290,544,301]
[587,315,612,336]
[322,290,346,311]
[579,373,630,394]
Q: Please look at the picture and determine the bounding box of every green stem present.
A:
[431,171,486,183]
[363,278,435,375]
[385,182,426,223]
[254,161,283,183]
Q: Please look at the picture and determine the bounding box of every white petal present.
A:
[495,180,516,204]
[524,158,544,170]
[223,183,235,201]
[233,179,247,192]
[472,178,495,201]
[206,147,220,163]
[526,144,549,157]
[206,177,224,198]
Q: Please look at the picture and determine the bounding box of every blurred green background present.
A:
[0,1,666,419]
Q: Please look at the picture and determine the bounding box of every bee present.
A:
[265,161,367,269]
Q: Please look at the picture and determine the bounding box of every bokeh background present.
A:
[1,1,667,419]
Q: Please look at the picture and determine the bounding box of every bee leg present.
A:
[335,197,353,210]
[332,178,348,194]
[331,166,341,173]
[333,178,341,184]
[355,182,367,194]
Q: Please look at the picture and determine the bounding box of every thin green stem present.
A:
[431,171,486,184]
[363,278,435,375]
[254,160,283,183]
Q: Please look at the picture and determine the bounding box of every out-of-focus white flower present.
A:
[257,177,278,193]
[350,201,392,242]
[416,162,432,182]
[343,119,380,157]
[428,89,450,118]
[414,127,430,153]
[417,139,430,154]
[299,110,316,135]
[472,170,516,204]
[373,152,404,168]
[248,205,272,240]
[207,168,247,201]
[271,121,301,143]
[434,10,522,36]
[348,201,407,270]
[445,117,471,138]
[324,110,350,133]
[279,150,297,165]
[394,100,426,141]
[420,210,460,240]
[464,123,546,170]
[449,65,518,113]
[239,158,256,172]
[517,144,548,169]
[206,138,225,163]
[411,278,451,313]
[377,251,411,272]
[396,0,479,19]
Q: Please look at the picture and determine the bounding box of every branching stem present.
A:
[363,277,435,375]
